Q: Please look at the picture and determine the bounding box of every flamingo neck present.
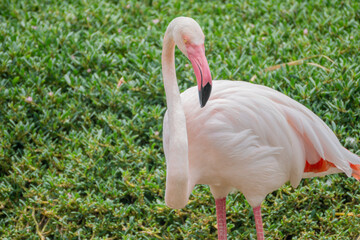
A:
[162,29,190,209]
[162,34,181,110]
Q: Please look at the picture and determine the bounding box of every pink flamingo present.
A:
[161,17,360,240]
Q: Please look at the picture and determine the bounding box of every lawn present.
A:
[1,0,360,239]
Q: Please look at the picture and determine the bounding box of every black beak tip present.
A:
[199,82,212,108]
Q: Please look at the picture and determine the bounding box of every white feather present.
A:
[162,17,360,210]
[166,80,360,207]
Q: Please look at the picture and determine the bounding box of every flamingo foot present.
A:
[215,197,227,240]
[253,206,265,240]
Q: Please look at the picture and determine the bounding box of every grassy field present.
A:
[1,0,360,239]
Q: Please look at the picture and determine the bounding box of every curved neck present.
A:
[162,30,188,138]
[162,28,190,209]
[162,32,183,111]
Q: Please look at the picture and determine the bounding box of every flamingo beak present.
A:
[186,43,212,108]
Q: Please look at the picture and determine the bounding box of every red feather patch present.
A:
[304,159,360,181]
[304,158,335,173]
[350,163,360,181]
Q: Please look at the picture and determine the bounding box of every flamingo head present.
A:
[171,17,212,107]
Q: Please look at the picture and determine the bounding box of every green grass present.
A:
[1,0,360,239]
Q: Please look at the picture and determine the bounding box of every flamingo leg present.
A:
[253,206,264,240]
[215,197,227,240]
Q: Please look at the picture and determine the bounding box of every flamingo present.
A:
[161,17,360,240]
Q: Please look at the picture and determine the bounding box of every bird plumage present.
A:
[161,17,360,239]
[164,80,360,208]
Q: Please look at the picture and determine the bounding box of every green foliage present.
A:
[0,0,359,239]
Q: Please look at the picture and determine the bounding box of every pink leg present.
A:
[253,206,264,240]
[215,197,227,240]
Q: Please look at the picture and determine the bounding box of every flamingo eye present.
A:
[183,37,188,44]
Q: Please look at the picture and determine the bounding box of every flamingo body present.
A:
[161,17,360,239]
[164,80,360,207]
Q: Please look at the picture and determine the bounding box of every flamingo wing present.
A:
[182,80,360,186]
[254,81,360,179]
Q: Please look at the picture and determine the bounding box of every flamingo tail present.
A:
[350,163,360,181]
[303,147,360,182]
